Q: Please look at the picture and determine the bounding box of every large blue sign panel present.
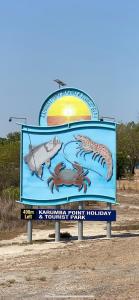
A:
[20,120,116,206]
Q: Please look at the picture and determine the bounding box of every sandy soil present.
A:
[0,191,139,299]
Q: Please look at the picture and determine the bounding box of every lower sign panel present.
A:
[21,209,116,221]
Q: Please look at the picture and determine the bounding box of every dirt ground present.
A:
[0,191,139,300]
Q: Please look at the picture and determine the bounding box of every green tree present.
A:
[117,122,139,178]
[0,132,20,192]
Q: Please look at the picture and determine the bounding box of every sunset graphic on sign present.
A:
[47,96,92,126]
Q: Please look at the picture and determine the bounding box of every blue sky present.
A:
[0,0,139,137]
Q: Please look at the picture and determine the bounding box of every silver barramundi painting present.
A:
[24,137,62,178]
[20,120,116,206]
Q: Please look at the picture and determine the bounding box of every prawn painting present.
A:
[74,135,113,181]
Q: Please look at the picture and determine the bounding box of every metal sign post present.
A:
[107,202,112,238]
[78,202,84,240]
[27,219,32,243]
[26,206,33,243]
[55,205,60,242]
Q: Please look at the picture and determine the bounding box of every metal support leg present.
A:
[26,205,33,243]
[78,202,84,241]
[55,205,60,242]
[27,219,32,244]
[107,203,112,239]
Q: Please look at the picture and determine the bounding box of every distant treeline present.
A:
[0,132,20,199]
[0,122,139,198]
[117,122,139,179]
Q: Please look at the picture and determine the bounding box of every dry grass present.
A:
[7,279,16,284]
[0,195,52,238]
[38,276,46,281]
[0,195,74,240]
[0,196,25,232]
[48,231,72,239]
[117,179,139,191]
[112,224,139,231]
[52,265,59,271]
[25,275,32,281]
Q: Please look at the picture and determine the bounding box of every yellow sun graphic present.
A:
[47,96,92,126]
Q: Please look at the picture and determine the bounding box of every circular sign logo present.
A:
[39,88,99,126]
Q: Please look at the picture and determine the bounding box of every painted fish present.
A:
[74,135,113,181]
[24,137,62,178]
